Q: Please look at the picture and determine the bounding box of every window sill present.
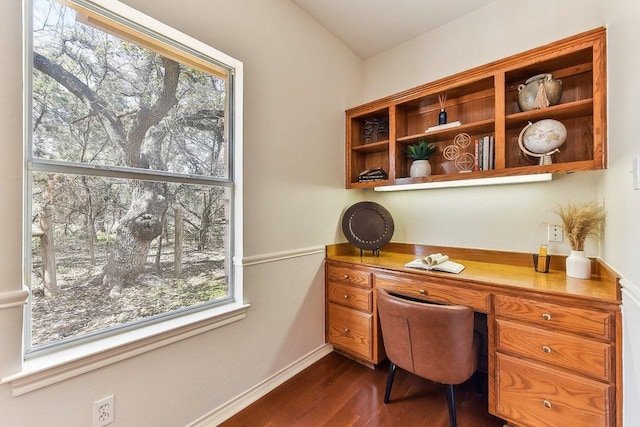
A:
[1,302,250,396]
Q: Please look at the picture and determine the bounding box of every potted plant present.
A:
[553,201,605,279]
[406,140,437,178]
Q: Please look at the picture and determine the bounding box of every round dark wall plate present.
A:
[341,201,394,252]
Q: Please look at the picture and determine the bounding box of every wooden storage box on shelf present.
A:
[344,27,606,189]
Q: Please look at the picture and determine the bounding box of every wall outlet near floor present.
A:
[93,395,115,427]
[548,224,563,242]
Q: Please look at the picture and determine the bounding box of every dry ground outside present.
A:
[30,238,227,347]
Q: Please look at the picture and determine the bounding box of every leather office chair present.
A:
[377,288,481,427]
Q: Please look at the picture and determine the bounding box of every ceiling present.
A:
[291,0,497,59]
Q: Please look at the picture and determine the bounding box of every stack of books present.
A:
[474,135,495,171]
[358,167,387,182]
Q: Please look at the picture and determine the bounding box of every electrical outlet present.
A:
[548,224,563,242]
[93,395,115,427]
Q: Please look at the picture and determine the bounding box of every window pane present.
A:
[29,172,230,348]
[32,0,229,178]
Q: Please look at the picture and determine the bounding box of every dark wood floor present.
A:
[221,352,506,426]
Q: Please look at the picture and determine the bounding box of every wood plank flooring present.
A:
[220,352,506,426]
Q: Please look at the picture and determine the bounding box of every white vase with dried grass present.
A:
[553,201,605,279]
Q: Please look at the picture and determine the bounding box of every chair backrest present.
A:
[377,288,477,385]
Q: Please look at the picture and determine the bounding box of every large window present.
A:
[27,0,240,352]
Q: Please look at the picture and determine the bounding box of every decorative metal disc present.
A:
[455,152,476,171]
[454,133,471,148]
[443,145,460,161]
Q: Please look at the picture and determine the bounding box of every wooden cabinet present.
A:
[494,294,616,426]
[325,262,385,365]
[345,28,606,189]
[325,243,621,427]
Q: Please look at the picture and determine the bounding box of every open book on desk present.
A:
[404,253,465,274]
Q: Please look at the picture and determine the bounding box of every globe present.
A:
[520,119,567,154]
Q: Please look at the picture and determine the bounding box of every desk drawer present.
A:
[327,303,372,360]
[496,319,612,381]
[327,264,371,288]
[375,273,489,313]
[327,282,372,312]
[496,353,611,427]
[495,295,612,339]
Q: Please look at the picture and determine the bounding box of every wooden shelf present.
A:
[344,28,606,190]
[351,140,389,154]
[397,119,495,144]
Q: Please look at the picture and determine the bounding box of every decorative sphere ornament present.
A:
[518,119,567,165]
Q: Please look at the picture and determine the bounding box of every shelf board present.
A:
[348,179,392,189]
[351,140,389,154]
[383,160,596,191]
[375,173,553,191]
[505,99,593,128]
[397,119,495,144]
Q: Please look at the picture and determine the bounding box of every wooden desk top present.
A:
[326,242,621,304]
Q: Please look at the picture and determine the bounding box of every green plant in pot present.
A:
[406,140,436,177]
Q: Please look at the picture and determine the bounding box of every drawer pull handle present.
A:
[344,328,349,333]
[543,400,552,409]
[419,289,426,294]
[542,313,552,321]
[343,294,349,299]
[542,345,552,353]
[343,274,349,279]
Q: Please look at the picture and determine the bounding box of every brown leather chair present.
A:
[377,288,481,427]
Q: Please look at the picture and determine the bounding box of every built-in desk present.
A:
[325,242,621,427]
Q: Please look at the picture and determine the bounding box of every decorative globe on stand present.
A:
[518,119,567,165]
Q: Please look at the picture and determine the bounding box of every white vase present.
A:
[565,250,591,279]
[410,160,431,178]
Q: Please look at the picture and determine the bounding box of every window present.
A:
[27,0,242,353]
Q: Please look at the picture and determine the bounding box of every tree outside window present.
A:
[28,0,236,349]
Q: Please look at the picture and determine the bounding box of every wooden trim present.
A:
[64,0,229,79]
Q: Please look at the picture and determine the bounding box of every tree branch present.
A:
[126,57,180,167]
[33,51,127,147]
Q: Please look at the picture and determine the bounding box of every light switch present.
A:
[634,156,640,190]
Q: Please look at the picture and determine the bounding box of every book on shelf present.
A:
[425,121,461,133]
[474,135,495,171]
[404,253,465,274]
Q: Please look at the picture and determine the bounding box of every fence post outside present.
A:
[40,206,58,297]
[174,207,183,277]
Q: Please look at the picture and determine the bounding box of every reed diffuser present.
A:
[438,93,447,125]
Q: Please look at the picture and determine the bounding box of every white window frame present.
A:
[1,0,246,396]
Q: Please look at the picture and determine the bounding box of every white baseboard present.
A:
[187,344,334,427]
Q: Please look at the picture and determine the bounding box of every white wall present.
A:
[3,0,639,426]
[364,0,606,257]
[361,0,639,425]
[602,0,640,425]
[0,0,362,426]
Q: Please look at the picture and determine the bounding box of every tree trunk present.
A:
[103,182,167,297]
[34,52,180,296]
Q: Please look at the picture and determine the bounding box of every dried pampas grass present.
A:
[553,201,605,251]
